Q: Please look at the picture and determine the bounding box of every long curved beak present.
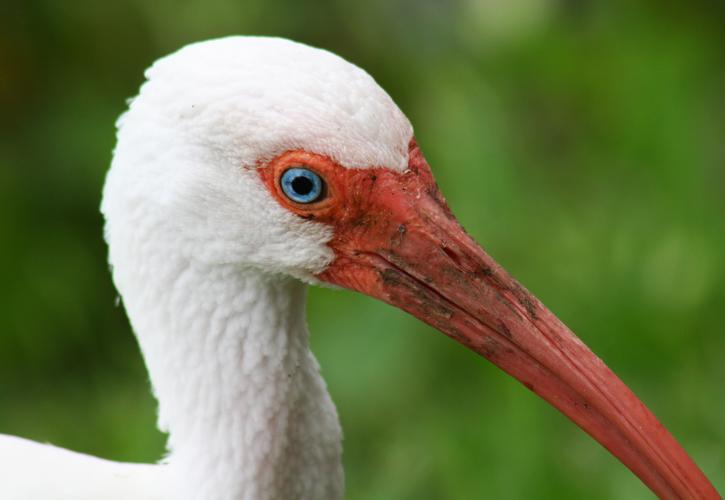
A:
[318,141,720,499]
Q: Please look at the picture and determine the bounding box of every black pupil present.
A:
[291,175,314,196]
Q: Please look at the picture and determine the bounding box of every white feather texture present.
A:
[0,435,167,500]
[1,36,415,500]
[120,36,412,172]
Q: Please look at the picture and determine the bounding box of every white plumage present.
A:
[2,36,413,500]
[0,435,167,500]
[3,35,717,500]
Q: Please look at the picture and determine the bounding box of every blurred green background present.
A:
[1,0,723,498]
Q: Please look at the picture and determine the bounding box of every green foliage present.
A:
[1,1,723,498]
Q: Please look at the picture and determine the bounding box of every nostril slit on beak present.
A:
[441,245,462,268]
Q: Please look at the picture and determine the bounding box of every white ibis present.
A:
[0,36,718,500]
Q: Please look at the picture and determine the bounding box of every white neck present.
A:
[118,255,343,500]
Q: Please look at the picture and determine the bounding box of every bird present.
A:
[0,36,719,500]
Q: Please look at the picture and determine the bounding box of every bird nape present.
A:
[0,36,719,500]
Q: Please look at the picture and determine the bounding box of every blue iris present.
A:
[280,167,324,203]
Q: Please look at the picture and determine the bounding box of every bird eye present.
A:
[280,167,325,204]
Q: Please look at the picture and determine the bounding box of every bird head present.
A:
[102,36,717,499]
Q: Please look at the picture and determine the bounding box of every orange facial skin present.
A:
[257,139,720,500]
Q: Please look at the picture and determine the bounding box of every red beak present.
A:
[315,141,719,499]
